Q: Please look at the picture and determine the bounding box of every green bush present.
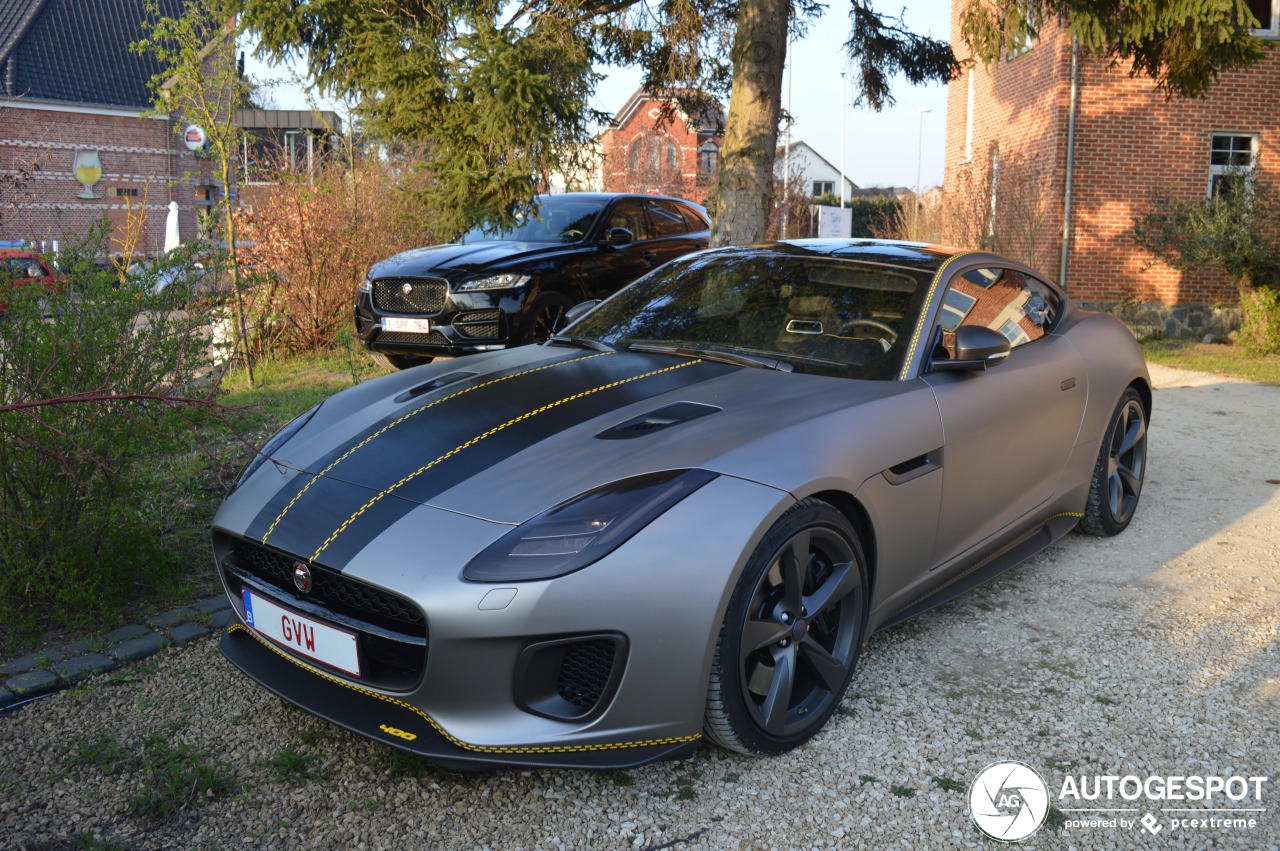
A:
[0,223,218,641]
[1238,286,1280,357]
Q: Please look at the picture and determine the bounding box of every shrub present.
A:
[1238,287,1280,357]
[236,153,434,358]
[0,222,219,640]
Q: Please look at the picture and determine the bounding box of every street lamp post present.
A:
[839,72,847,208]
[914,107,932,241]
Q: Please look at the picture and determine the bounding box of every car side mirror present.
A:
[563,299,601,326]
[931,325,1012,372]
[604,227,633,247]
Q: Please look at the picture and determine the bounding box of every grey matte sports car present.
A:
[214,240,1149,769]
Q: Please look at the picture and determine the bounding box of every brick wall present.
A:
[0,106,217,257]
[943,8,1280,306]
[600,99,716,204]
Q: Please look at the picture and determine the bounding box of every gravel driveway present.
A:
[2,364,1277,850]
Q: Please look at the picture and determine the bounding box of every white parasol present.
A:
[163,200,181,252]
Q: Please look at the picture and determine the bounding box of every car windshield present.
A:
[462,197,605,244]
[566,250,933,381]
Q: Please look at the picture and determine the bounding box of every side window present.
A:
[676,203,710,231]
[647,200,690,238]
[604,199,651,241]
[935,266,1059,358]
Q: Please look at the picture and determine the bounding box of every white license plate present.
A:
[383,317,432,334]
[242,588,362,677]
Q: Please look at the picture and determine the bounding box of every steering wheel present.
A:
[838,318,898,351]
[561,228,584,240]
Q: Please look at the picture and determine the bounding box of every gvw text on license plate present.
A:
[242,588,362,677]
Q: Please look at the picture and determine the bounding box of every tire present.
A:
[519,292,574,344]
[1080,386,1148,536]
[370,351,433,371]
[704,499,868,755]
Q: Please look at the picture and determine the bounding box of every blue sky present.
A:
[244,0,953,191]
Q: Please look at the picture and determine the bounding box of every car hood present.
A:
[233,346,919,570]
[368,241,581,279]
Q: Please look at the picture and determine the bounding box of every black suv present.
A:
[355,192,711,369]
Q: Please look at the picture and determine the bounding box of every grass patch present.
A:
[1094,695,1117,706]
[267,747,319,784]
[1044,805,1067,833]
[1140,339,1280,384]
[66,729,235,818]
[890,785,915,798]
[933,776,965,793]
[859,774,878,784]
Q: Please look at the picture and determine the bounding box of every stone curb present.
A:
[0,594,232,711]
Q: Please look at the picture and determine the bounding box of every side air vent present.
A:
[595,402,721,440]
[883,450,941,485]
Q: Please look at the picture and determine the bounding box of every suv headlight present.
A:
[454,273,531,292]
[463,470,717,581]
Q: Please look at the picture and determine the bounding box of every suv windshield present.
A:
[567,251,933,381]
[462,197,605,244]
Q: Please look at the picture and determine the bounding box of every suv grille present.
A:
[372,277,447,314]
[452,309,502,340]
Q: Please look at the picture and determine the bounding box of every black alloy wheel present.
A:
[521,292,574,344]
[704,499,867,755]
[1081,386,1148,536]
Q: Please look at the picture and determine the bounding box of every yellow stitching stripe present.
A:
[896,251,980,381]
[228,624,701,755]
[262,353,613,544]
[310,359,703,563]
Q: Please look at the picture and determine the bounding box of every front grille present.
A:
[452,309,501,339]
[376,330,448,347]
[557,639,617,710]
[227,538,425,638]
[372,277,447,314]
[221,536,427,689]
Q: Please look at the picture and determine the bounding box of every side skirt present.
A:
[875,512,1081,631]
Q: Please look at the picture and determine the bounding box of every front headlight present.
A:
[462,469,718,582]
[235,404,321,489]
[454,273,531,292]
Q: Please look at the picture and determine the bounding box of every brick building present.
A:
[599,89,724,204]
[0,0,216,256]
[943,5,1280,330]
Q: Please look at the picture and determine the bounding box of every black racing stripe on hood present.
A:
[249,354,735,570]
[246,351,616,546]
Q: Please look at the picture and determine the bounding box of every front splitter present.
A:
[219,624,699,771]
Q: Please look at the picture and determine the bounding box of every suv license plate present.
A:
[383,317,432,334]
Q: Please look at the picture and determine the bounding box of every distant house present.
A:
[597,89,724,204]
[943,2,1280,322]
[777,140,856,200]
[0,0,332,257]
[0,0,217,254]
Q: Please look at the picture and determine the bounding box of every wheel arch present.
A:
[1129,376,1153,422]
[808,489,877,609]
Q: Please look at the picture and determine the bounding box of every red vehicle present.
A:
[0,249,64,310]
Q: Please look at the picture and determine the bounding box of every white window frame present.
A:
[1208,132,1258,198]
[963,69,975,162]
[812,180,834,197]
[1249,0,1279,37]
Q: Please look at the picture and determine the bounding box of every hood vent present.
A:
[394,371,479,403]
[595,402,721,440]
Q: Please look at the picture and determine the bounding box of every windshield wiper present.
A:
[627,343,793,372]
[546,335,615,352]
